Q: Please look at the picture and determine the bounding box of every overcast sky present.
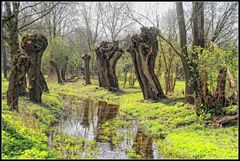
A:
[122,2,175,34]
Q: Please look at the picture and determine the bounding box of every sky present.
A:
[123,2,175,34]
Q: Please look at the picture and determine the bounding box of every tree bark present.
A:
[50,59,63,84]
[21,34,48,103]
[4,2,28,95]
[7,51,30,111]
[129,68,137,87]
[2,45,8,78]
[192,2,205,106]
[169,66,178,94]
[214,67,227,107]
[61,55,68,81]
[48,54,55,77]
[40,71,49,92]
[226,67,238,98]
[95,41,124,91]
[128,27,166,100]
[176,2,195,104]
[81,54,91,85]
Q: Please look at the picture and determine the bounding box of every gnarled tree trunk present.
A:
[7,51,30,111]
[81,54,91,85]
[50,59,63,84]
[21,34,48,103]
[95,41,124,91]
[196,67,229,116]
[128,27,166,100]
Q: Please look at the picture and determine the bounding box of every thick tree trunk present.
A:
[2,45,8,78]
[40,71,49,92]
[61,55,68,81]
[7,51,30,111]
[226,67,238,98]
[21,34,48,103]
[214,67,227,107]
[192,2,205,108]
[95,41,124,91]
[128,27,166,100]
[176,2,195,104]
[19,75,27,96]
[50,60,63,84]
[156,55,162,78]
[10,31,28,96]
[199,70,210,105]
[196,67,228,116]
[4,2,27,95]
[183,62,195,103]
[81,54,91,85]
[129,69,137,87]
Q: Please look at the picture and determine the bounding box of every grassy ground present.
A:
[2,77,64,159]
[2,76,238,159]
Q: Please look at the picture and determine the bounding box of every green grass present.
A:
[2,77,64,159]
[157,125,238,159]
[2,75,238,159]
[46,78,238,159]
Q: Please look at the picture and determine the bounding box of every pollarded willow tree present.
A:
[81,54,91,85]
[95,41,124,91]
[21,34,48,103]
[7,50,30,111]
[128,27,166,100]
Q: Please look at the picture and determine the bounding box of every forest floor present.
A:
[2,75,238,159]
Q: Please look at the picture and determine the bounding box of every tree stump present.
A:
[7,50,30,111]
[95,41,124,91]
[21,34,48,103]
[128,27,166,100]
[81,54,91,85]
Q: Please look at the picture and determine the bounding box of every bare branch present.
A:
[18,2,59,31]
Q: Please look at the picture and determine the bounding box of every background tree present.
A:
[81,54,91,85]
[128,27,166,100]
[95,41,124,91]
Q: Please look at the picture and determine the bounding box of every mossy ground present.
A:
[2,76,238,159]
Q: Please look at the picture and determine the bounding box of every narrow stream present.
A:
[48,97,163,159]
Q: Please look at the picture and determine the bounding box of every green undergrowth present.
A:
[47,79,238,159]
[2,77,64,159]
[2,76,238,159]
[157,124,238,159]
[50,133,98,159]
[97,118,131,148]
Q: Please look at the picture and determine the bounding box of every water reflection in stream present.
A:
[49,97,162,159]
